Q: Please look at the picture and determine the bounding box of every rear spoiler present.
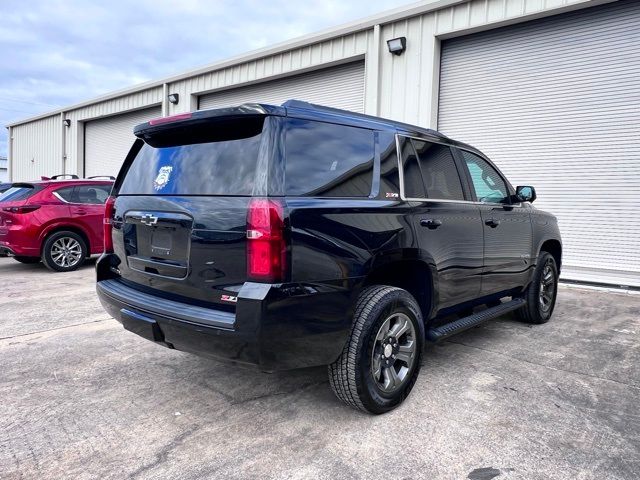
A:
[134,103,285,137]
[87,176,116,180]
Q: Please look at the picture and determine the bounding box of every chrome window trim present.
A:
[52,190,73,204]
[395,133,524,207]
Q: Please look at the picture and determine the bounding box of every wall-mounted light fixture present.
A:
[168,93,180,104]
[387,37,407,56]
[63,119,71,127]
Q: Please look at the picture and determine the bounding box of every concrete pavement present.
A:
[1,257,638,479]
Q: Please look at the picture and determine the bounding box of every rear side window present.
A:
[118,117,265,196]
[412,140,464,201]
[285,119,374,197]
[399,137,426,198]
[76,185,112,204]
[400,137,464,201]
[54,186,75,202]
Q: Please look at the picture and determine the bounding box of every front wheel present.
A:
[328,286,424,414]
[517,252,558,324]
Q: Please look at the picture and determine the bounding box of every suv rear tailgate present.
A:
[108,114,276,311]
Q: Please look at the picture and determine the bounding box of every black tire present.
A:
[41,231,88,272]
[516,251,558,324]
[13,256,41,264]
[328,285,424,414]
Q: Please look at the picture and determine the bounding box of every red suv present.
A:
[0,177,113,271]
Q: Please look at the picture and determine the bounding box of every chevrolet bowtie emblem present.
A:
[140,214,158,226]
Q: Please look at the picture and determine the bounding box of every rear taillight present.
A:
[103,196,116,253]
[2,205,40,214]
[246,198,287,283]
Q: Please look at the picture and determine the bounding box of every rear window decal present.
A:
[153,166,173,191]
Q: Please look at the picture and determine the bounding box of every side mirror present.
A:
[516,185,536,203]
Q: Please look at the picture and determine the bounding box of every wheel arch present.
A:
[362,256,436,323]
[540,239,562,273]
[40,225,91,257]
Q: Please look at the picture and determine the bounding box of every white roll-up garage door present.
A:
[84,106,162,178]
[438,0,640,287]
[199,61,365,112]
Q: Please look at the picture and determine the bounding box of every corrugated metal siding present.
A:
[167,31,372,115]
[84,106,162,178]
[376,0,607,127]
[10,115,61,181]
[10,0,601,180]
[65,88,163,175]
[198,61,365,112]
[438,0,640,286]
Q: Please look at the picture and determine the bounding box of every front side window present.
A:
[285,119,374,197]
[461,150,509,204]
[400,137,464,201]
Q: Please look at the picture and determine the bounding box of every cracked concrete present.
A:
[0,257,639,479]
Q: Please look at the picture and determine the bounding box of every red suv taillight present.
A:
[2,205,40,214]
[246,198,287,283]
[103,196,116,253]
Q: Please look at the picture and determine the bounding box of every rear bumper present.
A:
[96,265,358,372]
[0,226,40,257]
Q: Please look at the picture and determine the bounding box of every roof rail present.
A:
[87,176,116,180]
[51,174,79,179]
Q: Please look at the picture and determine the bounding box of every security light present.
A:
[387,37,407,55]
[168,93,180,104]
[63,119,71,127]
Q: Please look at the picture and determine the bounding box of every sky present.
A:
[0,0,415,157]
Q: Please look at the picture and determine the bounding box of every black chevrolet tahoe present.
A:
[96,100,562,414]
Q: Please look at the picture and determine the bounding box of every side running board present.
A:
[426,298,526,342]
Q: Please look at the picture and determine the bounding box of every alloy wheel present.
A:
[538,259,556,313]
[50,237,83,268]
[371,312,417,393]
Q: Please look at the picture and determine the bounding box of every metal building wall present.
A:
[7,0,610,181]
[198,61,366,113]
[10,115,62,181]
[376,0,614,127]
[166,30,374,116]
[64,88,163,177]
[438,0,640,287]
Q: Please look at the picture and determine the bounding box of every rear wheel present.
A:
[517,252,558,324]
[13,256,41,264]
[42,231,87,272]
[328,285,424,414]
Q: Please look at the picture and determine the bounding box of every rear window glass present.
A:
[0,185,37,202]
[119,118,264,195]
[285,119,374,197]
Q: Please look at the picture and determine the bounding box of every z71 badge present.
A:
[153,166,173,191]
[221,294,238,303]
